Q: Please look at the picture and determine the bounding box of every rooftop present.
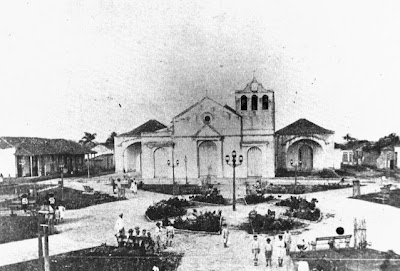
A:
[118,119,167,137]
[276,118,334,136]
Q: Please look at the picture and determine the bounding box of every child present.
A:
[126,229,134,248]
[251,235,260,266]
[221,223,229,248]
[58,204,65,223]
[166,221,175,247]
[21,196,28,213]
[54,206,61,225]
[264,238,273,267]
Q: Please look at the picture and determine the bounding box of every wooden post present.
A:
[44,226,50,271]
[30,156,33,177]
[38,214,44,271]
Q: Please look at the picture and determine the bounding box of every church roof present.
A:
[276,118,334,136]
[118,119,167,137]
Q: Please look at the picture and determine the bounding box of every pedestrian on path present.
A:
[111,177,116,194]
[221,223,229,248]
[251,235,261,266]
[131,179,138,195]
[154,222,163,253]
[284,230,292,255]
[264,237,273,267]
[276,234,286,267]
[114,213,125,246]
[166,221,175,247]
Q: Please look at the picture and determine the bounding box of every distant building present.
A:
[0,137,90,178]
[91,144,114,171]
[115,78,276,180]
[275,119,338,171]
[336,140,369,166]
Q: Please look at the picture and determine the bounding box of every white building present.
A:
[115,78,276,181]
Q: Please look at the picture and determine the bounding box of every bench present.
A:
[313,235,352,250]
[82,185,94,194]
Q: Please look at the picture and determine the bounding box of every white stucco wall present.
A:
[0,147,16,177]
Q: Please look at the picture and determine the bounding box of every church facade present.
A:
[114,78,276,180]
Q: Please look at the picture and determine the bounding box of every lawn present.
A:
[36,187,125,209]
[0,216,39,244]
[292,248,400,271]
[353,189,400,208]
[0,245,184,271]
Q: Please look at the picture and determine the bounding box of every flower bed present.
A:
[189,188,227,205]
[241,210,303,234]
[139,183,202,195]
[245,194,274,204]
[145,197,193,221]
[36,187,124,209]
[0,245,183,271]
[276,196,321,221]
[173,210,222,233]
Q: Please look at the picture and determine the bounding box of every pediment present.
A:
[194,124,222,138]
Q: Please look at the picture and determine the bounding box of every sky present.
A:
[1,0,400,143]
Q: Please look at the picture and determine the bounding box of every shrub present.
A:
[173,210,222,233]
[245,210,301,234]
[275,196,318,211]
[284,208,321,221]
[189,188,227,205]
[245,194,274,204]
[145,197,190,220]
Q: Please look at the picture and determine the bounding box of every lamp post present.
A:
[184,155,188,185]
[225,150,243,211]
[290,159,302,190]
[167,158,179,196]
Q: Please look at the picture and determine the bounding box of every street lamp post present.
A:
[167,158,179,196]
[184,155,188,185]
[290,159,302,191]
[225,150,243,211]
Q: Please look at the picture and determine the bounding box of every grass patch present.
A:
[353,189,400,208]
[0,245,183,271]
[292,248,400,271]
[37,187,125,210]
[139,183,202,195]
[0,216,38,244]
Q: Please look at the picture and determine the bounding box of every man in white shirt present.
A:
[251,235,261,266]
[114,213,125,246]
[154,222,162,253]
[221,223,229,248]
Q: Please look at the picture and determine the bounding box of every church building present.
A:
[114,78,276,181]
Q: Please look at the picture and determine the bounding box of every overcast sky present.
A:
[1,0,399,143]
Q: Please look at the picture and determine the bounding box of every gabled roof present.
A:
[173,96,241,119]
[0,137,91,155]
[276,118,334,136]
[118,119,167,137]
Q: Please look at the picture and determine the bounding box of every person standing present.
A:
[131,179,138,195]
[58,203,66,223]
[154,222,162,253]
[114,213,125,246]
[276,234,286,267]
[264,238,273,267]
[251,235,261,266]
[221,223,229,248]
[284,230,292,255]
[111,177,116,194]
[166,221,175,247]
[21,195,28,213]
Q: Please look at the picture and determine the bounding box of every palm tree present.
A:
[80,132,97,178]
[105,132,117,148]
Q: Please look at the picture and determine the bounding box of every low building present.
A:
[275,119,338,171]
[336,141,369,166]
[91,144,114,171]
[0,137,90,178]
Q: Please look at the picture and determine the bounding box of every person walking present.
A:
[251,235,261,266]
[284,230,292,255]
[221,223,229,248]
[276,234,286,267]
[264,237,273,267]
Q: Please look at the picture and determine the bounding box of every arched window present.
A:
[240,95,247,110]
[251,95,258,110]
[262,95,268,110]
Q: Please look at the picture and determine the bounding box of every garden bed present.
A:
[188,188,228,205]
[244,194,275,204]
[0,216,39,244]
[265,183,352,194]
[172,210,222,233]
[276,196,321,221]
[145,197,194,221]
[0,245,183,271]
[36,187,125,210]
[240,210,304,234]
[353,189,400,208]
[139,183,202,195]
[292,248,400,271]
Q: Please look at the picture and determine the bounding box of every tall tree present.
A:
[79,132,97,147]
[105,132,117,147]
[343,133,357,142]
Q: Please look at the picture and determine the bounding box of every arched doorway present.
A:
[198,141,217,177]
[299,144,313,170]
[124,142,142,173]
[247,147,262,177]
[154,147,169,178]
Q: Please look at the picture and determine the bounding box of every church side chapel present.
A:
[114,78,337,182]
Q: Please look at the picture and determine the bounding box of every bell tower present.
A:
[235,77,275,134]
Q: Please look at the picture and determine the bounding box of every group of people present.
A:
[114,214,175,254]
[110,177,138,196]
[251,232,291,267]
